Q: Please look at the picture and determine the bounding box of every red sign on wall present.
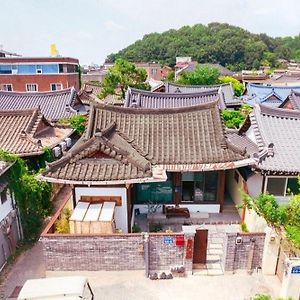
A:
[176,235,184,246]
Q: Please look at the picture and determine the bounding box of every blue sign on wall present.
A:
[291,266,300,274]
[163,236,174,245]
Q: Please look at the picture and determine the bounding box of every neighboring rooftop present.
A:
[239,105,300,174]
[0,108,73,157]
[39,100,252,185]
[0,88,86,122]
[124,87,223,109]
[244,83,300,108]
[164,82,240,108]
[279,91,300,110]
[79,83,123,106]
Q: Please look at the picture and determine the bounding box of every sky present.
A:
[1,0,300,65]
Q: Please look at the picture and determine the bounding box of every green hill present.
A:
[106,22,300,71]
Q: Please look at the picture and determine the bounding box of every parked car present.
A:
[17,276,94,299]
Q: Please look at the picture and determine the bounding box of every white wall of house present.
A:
[0,191,14,222]
[74,187,128,233]
[247,173,263,198]
[280,257,300,299]
[225,169,243,217]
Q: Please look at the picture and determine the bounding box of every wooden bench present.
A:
[165,206,190,218]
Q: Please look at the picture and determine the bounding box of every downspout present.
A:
[144,232,149,277]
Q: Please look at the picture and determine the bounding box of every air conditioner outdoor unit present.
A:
[53,146,61,158]
[65,137,72,148]
[59,141,67,151]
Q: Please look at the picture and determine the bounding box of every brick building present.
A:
[0,56,80,92]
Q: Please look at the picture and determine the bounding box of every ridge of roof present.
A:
[248,83,300,90]
[259,103,300,119]
[0,87,74,97]
[96,98,220,115]
[165,82,231,89]
[128,86,219,98]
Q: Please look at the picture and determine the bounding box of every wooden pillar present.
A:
[173,172,182,206]
[217,170,225,212]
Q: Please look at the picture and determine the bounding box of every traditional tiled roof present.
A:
[0,109,73,157]
[164,82,240,107]
[79,83,124,106]
[39,100,252,185]
[239,105,300,174]
[124,87,224,109]
[0,88,86,122]
[244,83,300,108]
[279,92,300,110]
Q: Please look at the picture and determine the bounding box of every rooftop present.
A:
[244,83,300,108]
[165,82,240,107]
[279,91,300,110]
[124,87,223,109]
[239,104,300,174]
[0,88,86,122]
[0,108,73,157]
[39,100,252,185]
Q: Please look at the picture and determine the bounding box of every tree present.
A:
[219,76,245,96]
[222,104,252,129]
[176,64,220,85]
[99,59,150,99]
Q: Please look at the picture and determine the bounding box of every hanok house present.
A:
[0,87,86,123]
[152,82,241,109]
[243,83,300,108]
[0,160,22,270]
[38,100,254,233]
[235,104,300,204]
[0,108,73,159]
[279,91,300,110]
[125,87,227,110]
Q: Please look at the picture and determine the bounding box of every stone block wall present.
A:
[41,234,145,271]
[149,234,185,271]
[224,232,265,272]
[41,233,187,272]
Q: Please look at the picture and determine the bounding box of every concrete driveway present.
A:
[0,241,281,300]
[47,270,281,300]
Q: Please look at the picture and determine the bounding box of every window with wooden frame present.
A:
[80,195,122,206]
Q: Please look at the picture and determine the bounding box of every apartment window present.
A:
[26,84,38,92]
[266,177,299,196]
[0,189,7,205]
[151,68,158,76]
[36,65,42,74]
[1,84,13,91]
[50,83,62,91]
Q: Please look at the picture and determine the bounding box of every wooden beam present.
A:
[173,172,182,206]
[217,170,225,212]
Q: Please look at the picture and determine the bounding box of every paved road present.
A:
[1,241,281,300]
[47,270,281,300]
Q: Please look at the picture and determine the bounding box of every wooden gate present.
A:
[193,229,208,264]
